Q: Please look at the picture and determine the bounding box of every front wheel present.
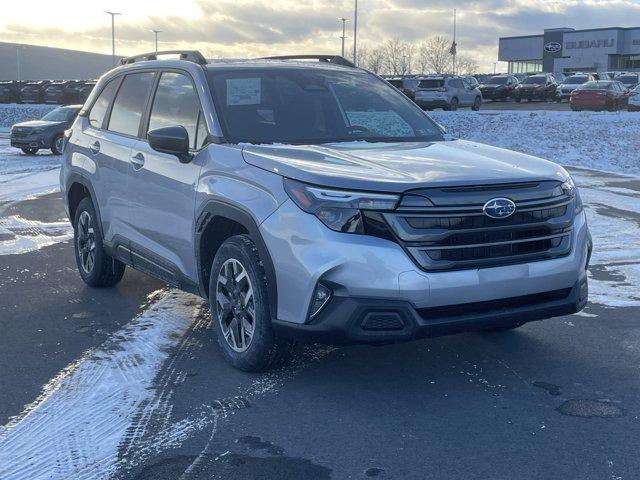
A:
[447,98,459,111]
[209,235,295,372]
[73,197,126,287]
[51,134,64,155]
[472,97,482,111]
[21,147,38,155]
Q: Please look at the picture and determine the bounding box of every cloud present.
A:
[1,0,639,71]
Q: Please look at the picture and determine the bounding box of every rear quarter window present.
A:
[88,78,120,129]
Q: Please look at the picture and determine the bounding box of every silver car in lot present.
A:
[628,85,640,111]
[60,51,591,371]
[557,74,596,102]
[414,75,482,111]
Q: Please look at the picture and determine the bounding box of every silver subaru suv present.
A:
[61,51,592,371]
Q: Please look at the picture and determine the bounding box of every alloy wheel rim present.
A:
[216,258,255,352]
[55,137,63,153]
[77,211,96,274]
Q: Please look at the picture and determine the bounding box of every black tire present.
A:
[448,98,459,111]
[209,234,295,372]
[556,97,562,103]
[514,97,521,103]
[73,197,126,287]
[21,147,38,155]
[472,96,481,111]
[51,134,64,155]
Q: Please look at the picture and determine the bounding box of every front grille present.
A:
[11,129,31,138]
[380,181,574,271]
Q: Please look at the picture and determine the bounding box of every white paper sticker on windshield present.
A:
[226,78,261,106]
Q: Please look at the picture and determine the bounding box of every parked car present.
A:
[553,72,567,83]
[10,105,81,154]
[617,73,639,90]
[44,80,86,104]
[556,74,596,102]
[387,77,420,101]
[628,85,640,111]
[514,74,557,102]
[78,81,96,103]
[0,80,24,103]
[570,81,629,111]
[60,51,591,371]
[20,81,51,103]
[479,75,518,101]
[414,75,482,110]
[464,76,480,89]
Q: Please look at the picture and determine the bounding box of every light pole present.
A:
[493,62,497,74]
[353,0,358,66]
[105,11,122,66]
[151,29,162,54]
[337,18,349,57]
[16,46,22,81]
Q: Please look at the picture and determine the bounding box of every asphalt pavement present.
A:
[0,160,639,479]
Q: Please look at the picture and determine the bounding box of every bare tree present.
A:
[456,55,479,75]
[419,36,452,74]
[351,44,386,74]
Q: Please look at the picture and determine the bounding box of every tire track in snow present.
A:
[0,290,199,480]
[0,215,73,255]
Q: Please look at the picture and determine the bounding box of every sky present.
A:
[1,0,640,72]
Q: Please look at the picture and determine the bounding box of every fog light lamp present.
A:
[309,284,332,320]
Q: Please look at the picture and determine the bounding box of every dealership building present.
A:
[499,27,640,74]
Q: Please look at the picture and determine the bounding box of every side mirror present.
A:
[148,125,193,163]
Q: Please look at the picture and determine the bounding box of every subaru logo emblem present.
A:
[544,42,562,53]
[483,198,516,219]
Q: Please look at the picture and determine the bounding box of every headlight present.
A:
[284,178,399,233]
[561,176,583,215]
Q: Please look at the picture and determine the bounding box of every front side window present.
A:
[148,72,201,149]
[108,72,155,137]
[208,68,443,144]
[88,78,119,129]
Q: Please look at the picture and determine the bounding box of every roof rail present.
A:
[258,55,356,68]
[120,50,208,66]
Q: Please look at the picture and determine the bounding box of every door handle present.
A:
[130,152,145,169]
[89,141,100,154]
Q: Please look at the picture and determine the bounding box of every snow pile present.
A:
[430,110,640,176]
[0,104,57,128]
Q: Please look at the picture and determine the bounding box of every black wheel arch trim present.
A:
[65,172,104,234]
[195,200,279,318]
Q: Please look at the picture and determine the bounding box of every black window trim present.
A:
[141,67,211,152]
[85,75,123,131]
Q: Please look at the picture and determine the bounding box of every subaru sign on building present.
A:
[499,27,640,73]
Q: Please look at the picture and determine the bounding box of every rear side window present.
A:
[88,79,119,129]
[418,79,444,88]
[148,72,201,149]
[108,72,155,137]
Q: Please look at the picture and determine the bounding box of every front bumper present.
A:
[516,90,549,100]
[261,200,592,344]
[10,134,51,149]
[480,90,508,100]
[415,99,450,109]
[273,276,588,344]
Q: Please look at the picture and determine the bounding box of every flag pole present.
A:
[453,8,457,75]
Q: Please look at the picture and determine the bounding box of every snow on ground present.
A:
[430,110,640,176]
[0,104,56,128]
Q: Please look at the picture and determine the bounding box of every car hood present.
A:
[241,140,568,192]
[12,120,63,129]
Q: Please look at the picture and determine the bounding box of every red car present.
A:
[570,81,629,111]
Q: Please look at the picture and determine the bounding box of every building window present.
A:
[621,55,640,70]
[508,61,542,74]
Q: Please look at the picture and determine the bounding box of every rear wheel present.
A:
[73,197,126,287]
[51,134,64,155]
[21,147,38,155]
[210,235,295,372]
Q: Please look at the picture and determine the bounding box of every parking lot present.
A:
[1,116,640,479]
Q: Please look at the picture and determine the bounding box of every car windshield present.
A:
[566,76,589,84]
[522,77,546,85]
[618,75,638,84]
[42,107,79,122]
[486,76,508,84]
[578,82,611,90]
[207,67,443,145]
